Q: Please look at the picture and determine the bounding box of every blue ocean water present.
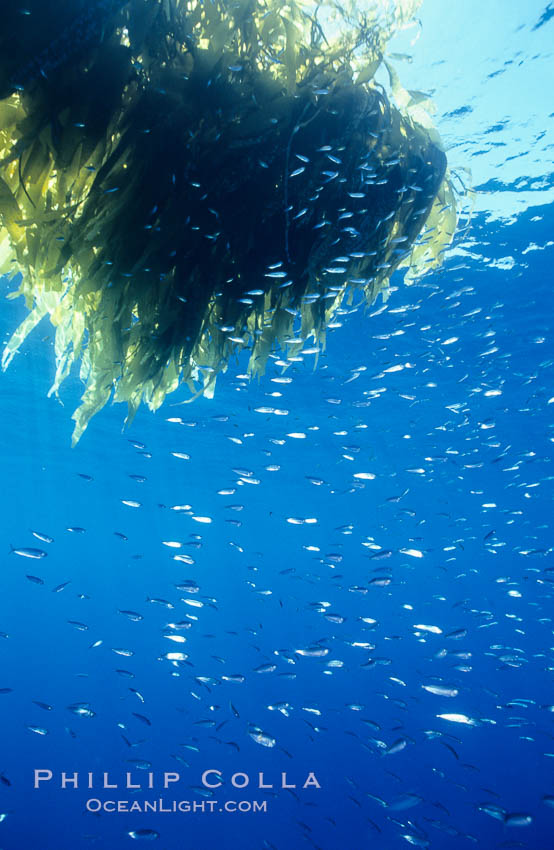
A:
[1,2,553,849]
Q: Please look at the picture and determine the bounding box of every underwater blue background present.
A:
[1,2,554,849]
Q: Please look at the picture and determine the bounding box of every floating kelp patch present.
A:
[0,0,456,443]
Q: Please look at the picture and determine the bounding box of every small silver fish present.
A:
[10,546,47,559]
[31,531,54,544]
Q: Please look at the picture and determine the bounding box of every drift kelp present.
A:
[0,0,455,443]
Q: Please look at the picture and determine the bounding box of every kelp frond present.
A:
[0,0,455,443]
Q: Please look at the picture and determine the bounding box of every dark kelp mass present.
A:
[0,0,456,443]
